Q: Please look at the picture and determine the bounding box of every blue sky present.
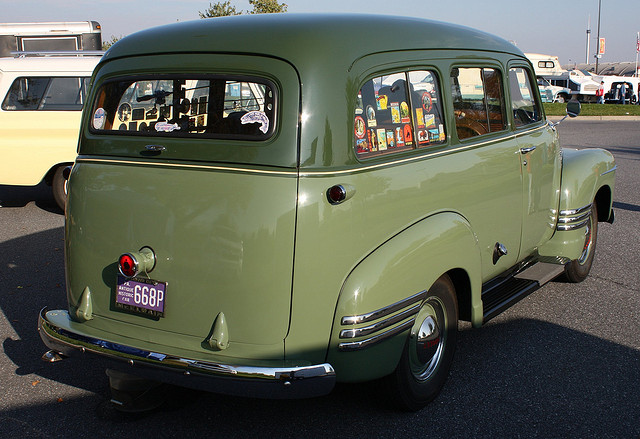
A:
[2,0,639,66]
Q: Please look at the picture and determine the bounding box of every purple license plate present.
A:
[116,276,166,317]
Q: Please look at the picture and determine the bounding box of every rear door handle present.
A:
[520,146,536,154]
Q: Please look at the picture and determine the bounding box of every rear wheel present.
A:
[52,166,68,211]
[564,202,598,283]
[385,274,458,411]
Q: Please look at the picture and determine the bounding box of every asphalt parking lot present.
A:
[0,119,638,438]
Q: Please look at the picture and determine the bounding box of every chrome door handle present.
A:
[520,146,536,154]
[145,145,166,152]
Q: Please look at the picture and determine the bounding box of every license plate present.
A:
[116,276,166,318]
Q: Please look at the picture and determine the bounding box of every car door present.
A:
[508,65,561,257]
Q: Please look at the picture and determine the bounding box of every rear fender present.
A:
[326,212,482,382]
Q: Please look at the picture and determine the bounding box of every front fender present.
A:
[326,212,482,382]
[558,148,615,214]
[539,147,615,261]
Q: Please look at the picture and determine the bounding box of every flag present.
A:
[637,32,640,53]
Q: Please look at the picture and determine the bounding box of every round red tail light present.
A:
[118,253,138,278]
[327,185,347,204]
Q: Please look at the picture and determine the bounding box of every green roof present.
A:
[104,13,523,69]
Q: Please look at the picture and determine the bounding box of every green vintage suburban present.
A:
[38,14,616,411]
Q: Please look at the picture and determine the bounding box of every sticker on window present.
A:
[354,70,445,159]
[155,121,181,133]
[89,77,276,139]
[241,111,270,134]
[93,108,106,130]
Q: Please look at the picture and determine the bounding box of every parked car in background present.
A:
[543,69,600,102]
[603,81,636,104]
[0,53,101,209]
[39,13,616,412]
[537,76,572,103]
[594,75,640,104]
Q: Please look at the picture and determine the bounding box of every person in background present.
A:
[596,81,605,104]
[619,82,627,105]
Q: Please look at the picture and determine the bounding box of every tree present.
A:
[248,0,287,14]
[102,35,123,51]
[199,0,287,18]
[199,1,240,18]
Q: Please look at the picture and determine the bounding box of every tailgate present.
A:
[66,159,298,346]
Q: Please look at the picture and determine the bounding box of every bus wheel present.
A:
[52,166,68,211]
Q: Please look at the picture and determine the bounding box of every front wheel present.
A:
[385,274,458,411]
[564,202,598,283]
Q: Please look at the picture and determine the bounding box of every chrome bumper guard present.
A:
[38,308,336,399]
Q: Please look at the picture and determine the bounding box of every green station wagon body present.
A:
[39,14,616,410]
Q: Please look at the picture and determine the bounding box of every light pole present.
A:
[586,15,591,65]
[595,0,602,75]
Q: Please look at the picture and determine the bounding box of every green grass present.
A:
[543,102,640,116]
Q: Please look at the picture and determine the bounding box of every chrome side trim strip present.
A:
[340,290,427,325]
[76,158,298,177]
[79,127,549,179]
[338,320,414,352]
[557,203,592,231]
[557,218,590,231]
[339,304,421,339]
[338,290,429,351]
[559,204,592,216]
[600,165,617,176]
[304,126,546,177]
[557,210,591,224]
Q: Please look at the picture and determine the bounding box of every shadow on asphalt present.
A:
[1,226,639,437]
[0,183,62,214]
[613,200,640,212]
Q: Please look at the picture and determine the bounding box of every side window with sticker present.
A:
[90,77,276,139]
[355,70,446,159]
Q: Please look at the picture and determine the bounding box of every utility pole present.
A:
[595,0,602,74]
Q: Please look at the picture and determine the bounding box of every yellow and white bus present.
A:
[0,21,102,57]
[0,53,101,209]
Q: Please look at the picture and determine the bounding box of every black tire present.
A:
[564,202,598,283]
[385,274,458,411]
[557,94,567,103]
[52,166,68,211]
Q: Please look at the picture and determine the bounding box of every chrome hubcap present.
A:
[409,298,446,381]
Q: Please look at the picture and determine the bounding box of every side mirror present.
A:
[566,99,581,118]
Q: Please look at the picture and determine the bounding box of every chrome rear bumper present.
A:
[38,308,336,399]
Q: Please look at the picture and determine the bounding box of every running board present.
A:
[482,262,565,323]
